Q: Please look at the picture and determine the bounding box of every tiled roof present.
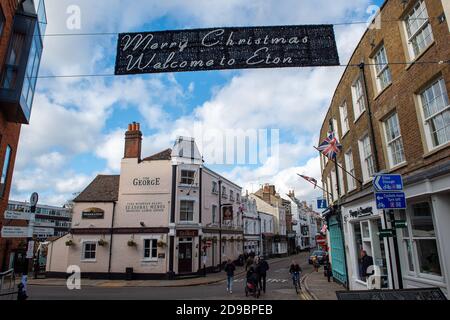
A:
[142,148,172,161]
[73,175,120,203]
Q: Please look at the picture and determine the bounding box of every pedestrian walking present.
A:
[224,259,236,294]
[324,256,332,282]
[312,256,320,272]
[256,256,270,293]
[360,250,374,281]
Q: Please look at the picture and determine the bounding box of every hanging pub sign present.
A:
[115,25,339,75]
[222,205,233,221]
[82,208,105,219]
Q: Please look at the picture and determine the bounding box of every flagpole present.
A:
[297,174,332,198]
[313,146,363,185]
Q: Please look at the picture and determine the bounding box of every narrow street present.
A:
[27,253,314,300]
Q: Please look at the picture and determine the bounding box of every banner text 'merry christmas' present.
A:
[115,25,339,75]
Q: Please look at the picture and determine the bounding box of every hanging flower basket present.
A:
[65,240,74,246]
[98,239,108,246]
[127,239,137,247]
[157,240,166,248]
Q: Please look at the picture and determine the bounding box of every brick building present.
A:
[319,0,450,294]
[0,0,46,271]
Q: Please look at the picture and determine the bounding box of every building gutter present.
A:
[107,201,116,277]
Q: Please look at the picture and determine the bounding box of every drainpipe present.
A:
[218,180,222,269]
[107,201,116,278]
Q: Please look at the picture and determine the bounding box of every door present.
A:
[178,242,192,273]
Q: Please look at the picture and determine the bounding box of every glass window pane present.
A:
[416,239,441,276]
[410,202,435,237]
[362,221,370,238]
[404,240,415,272]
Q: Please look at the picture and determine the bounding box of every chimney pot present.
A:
[124,121,142,160]
[128,124,132,131]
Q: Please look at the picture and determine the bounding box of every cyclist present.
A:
[289,261,302,292]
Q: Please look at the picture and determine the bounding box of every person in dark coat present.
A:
[360,250,374,280]
[256,257,270,293]
[224,259,236,294]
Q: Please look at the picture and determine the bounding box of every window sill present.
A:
[423,141,450,159]
[353,110,366,124]
[373,82,392,101]
[405,41,435,71]
[179,184,198,188]
[141,259,158,263]
[81,259,96,263]
[387,161,408,172]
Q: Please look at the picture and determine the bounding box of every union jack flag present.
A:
[298,174,318,189]
[317,131,342,160]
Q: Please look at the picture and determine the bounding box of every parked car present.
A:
[308,250,327,265]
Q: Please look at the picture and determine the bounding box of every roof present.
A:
[142,148,172,161]
[73,175,120,203]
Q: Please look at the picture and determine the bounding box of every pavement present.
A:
[303,266,345,300]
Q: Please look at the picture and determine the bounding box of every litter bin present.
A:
[125,267,133,280]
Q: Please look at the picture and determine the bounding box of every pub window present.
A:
[82,241,96,261]
[180,170,195,185]
[143,239,158,260]
[229,190,234,201]
[0,145,12,197]
[180,200,194,222]
[212,205,217,223]
[222,186,227,198]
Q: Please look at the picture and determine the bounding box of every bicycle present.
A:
[291,271,301,294]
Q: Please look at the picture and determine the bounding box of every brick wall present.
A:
[0,0,25,271]
[320,0,450,204]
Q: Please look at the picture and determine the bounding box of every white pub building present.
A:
[46,123,243,279]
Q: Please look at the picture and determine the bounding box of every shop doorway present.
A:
[178,238,193,274]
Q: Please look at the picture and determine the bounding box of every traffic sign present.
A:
[375,192,406,209]
[373,174,403,192]
[317,199,327,209]
[378,229,394,238]
[4,210,31,220]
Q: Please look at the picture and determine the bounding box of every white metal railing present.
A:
[0,269,17,300]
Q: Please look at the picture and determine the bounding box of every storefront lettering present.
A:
[125,202,165,213]
[132,177,160,186]
[349,207,373,218]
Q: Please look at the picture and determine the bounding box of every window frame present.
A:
[358,134,375,183]
[179,200,195,222]
[372,45,392,93]
[339,102,350,137]
[417,78,450,151]
[180,170,195,185]
[400,200,444,282]
[81,241,97,262]
[344,149,356,191]
[383,112,406,168]
[403,0,434,60]
[351,76,367,122]
[142,237,158,261]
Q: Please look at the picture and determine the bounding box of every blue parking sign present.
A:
[317,199,327,209]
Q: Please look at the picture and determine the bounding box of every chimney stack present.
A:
[124,122,142,160]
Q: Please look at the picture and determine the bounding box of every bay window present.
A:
[143,238,158,260]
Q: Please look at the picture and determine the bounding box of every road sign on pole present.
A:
[378,229,394,238]
[373,174,403,192]
[375,192,406,209]
[1,226,29,238]
[317,199,327,209]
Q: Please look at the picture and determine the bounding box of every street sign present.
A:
[373,175,403,192]
[375,192,406,209]
[1,226,29,238]
[4,210,31,220]
[394,220,408,229]
[378,229,394,238]
[33,227,54,235]
[317,199,327,209]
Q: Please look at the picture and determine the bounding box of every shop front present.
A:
[342,198,392,290]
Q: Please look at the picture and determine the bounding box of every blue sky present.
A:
[11,0,384,207]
